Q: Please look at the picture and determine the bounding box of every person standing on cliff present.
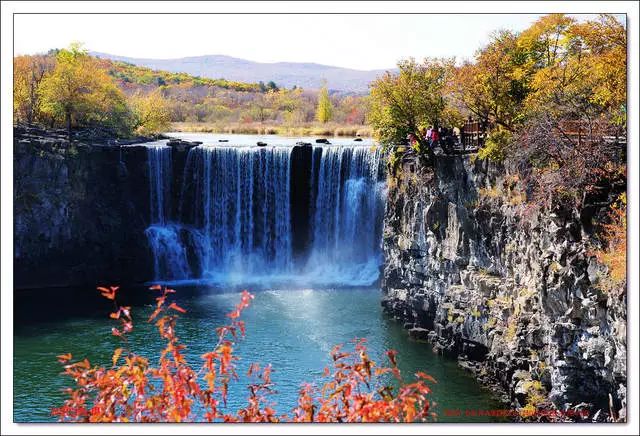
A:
[426,126,433,148]
[431,126,440,150]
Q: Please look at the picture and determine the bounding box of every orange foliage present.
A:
[594,193,627,290]
[52,287,435,423]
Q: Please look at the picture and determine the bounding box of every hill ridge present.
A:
[91,51,391,93]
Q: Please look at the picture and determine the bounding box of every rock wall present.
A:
[381,155,626,421]
[14,137,154,289]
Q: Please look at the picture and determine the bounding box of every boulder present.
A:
[408,327,430,340]
[166,139,201,151]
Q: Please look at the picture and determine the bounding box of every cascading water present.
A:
[180,146,293,279]
[304,146,386,284]
[147,144,171,225]
[144,144,190,281]
[144,141,385,286]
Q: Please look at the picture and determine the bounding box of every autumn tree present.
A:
[277,88,308,124]
[450,30,527,133]
[315,82,333,123]
[130,89,172,135]
[246,90,278,123]
[368,58,453,158]
[38,43,130,137]
[594,192,627,293]
[13,55,54,124]
[509,14,627,207]
[450,13,626,192]
[336,95,367,125]
[523,14,627,133]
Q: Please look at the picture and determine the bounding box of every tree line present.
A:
[13,44,367,138]
[14,43,173,138]
[369,14,626,200]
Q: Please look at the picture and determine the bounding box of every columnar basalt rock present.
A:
[381,155,626,421]
[14,136,153,288]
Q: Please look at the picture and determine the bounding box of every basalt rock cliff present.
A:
[14,133,154,289]
[381,154,626,422]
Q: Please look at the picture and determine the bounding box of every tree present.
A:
[523,14,627,130]
[504,14,627,206]
[368,58,453,158]
[450,31,527,132]
[130,90,172,135]
[246,91,279,123]
[13,55,54,124]
[315,83,333,124]
[266,81,279,91]
[516,14,575,70]
[594,193,626,292]
[336,95,367,125]
[38,43,130,137]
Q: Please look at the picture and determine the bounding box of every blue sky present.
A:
[14,13,620,70]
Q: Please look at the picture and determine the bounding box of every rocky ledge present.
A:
[14,123,163,146]
[381,154,626,422]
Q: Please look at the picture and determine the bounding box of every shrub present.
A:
[52,286,436,423]
[478,129,512,163]
[594,193,627,292]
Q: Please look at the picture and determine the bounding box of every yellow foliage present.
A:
[13,55,54,123]
[519,404,536,418]
[369,57,454,152]
[130,90,172,135]
[38,43,129,134]
[315,83,333,123]
[477,129,511,162]
[478,185,501,199]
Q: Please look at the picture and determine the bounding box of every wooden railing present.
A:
[461,119,490,150]
[555,120,626,145]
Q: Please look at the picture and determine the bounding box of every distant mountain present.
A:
[91,52,391,93]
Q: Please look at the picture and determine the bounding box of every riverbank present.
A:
[171,121,372,137]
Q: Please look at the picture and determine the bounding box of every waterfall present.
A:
[147,145,171,225]
[305,145,386,285]
[181,146,293,278]
[144,142,385,286]
[145,144,190,280]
